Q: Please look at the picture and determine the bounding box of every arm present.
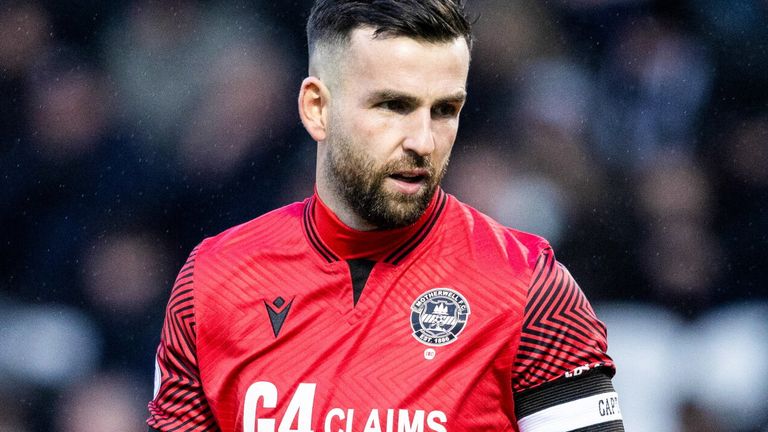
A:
[512,247,624,432]
[147,246,221,432]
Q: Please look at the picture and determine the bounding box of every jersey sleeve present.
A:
[147,246,221,431]
[512,247,624,431]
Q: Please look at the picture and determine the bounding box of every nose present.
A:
[402,109,435,156]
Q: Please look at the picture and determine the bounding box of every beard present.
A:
[325,132,448,230]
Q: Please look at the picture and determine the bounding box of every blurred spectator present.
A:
[9,49,167,304]
[468,0,564,79]
[635,153,724,314]
[592,17,713,170]
[641,220,724,312]
[177,44,287,178]
[103,0,209,145]
[517,58,595,135]
[81,232,173,371]
[0,3,48,79]
[0,300,101,390]
[0,396,29,432]
[636,152,712,223]
[460,0,564,135]
[103,1,295,175]
[691,0,768,107]
[102,0,306,240]
[0,1,50,149]
[445,140,569,246]
[714,114,768,301]
[0,3,51,279]
[680,402,728,432]
[721,115,768,189]
[83,233,170,317]
[54,371,148,432]
[597,303,685,431]
[0,299,95,432]
[0,2,50,147]
[27,53,111,162]
[680,303,768,431]
[599,302,768,431]
[514,57,608,215]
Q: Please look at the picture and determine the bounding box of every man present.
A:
[148,1,625,431]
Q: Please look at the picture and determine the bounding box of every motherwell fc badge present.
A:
[410,288,470,346]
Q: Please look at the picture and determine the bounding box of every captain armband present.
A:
[514,369,624,432]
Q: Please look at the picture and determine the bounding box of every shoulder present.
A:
[197,199,309,260]
[180,200,312,331]
[443,193,552,271]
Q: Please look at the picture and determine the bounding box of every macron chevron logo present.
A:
[264,296,294,338]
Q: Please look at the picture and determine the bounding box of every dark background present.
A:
[1,0,767,430]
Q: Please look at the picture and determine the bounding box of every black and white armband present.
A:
[514,369,624,432]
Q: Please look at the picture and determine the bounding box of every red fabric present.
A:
[148,192,614,432]
[311,189,440,261]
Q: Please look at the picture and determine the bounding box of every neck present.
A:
[310,187,445,262]
[316,170,378,231]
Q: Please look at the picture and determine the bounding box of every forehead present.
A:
[336,27,470,100]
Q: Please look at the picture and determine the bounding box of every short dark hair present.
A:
[307,0,473,54]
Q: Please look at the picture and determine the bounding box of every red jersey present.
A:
[148,189,618,432]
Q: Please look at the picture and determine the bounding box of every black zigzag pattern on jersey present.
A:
[513,248,610,392]
[303,198,340,263]
[148,246,221,432]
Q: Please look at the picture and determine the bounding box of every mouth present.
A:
[388,169,429,184]
[386,169,430,195]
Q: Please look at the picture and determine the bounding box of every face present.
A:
[320,28,470,229]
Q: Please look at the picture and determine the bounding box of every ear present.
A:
[298,76,331,142]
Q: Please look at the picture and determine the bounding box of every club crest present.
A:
[410,288,470,346]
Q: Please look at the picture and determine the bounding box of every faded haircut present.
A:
[306,0,473,57]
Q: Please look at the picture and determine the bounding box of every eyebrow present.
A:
[366,89,467,106]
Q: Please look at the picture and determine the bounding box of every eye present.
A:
[376,99,411,114]
[432,103,460,119]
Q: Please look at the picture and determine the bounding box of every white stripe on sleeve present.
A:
[153,356,161,399]
[518,392,622,432]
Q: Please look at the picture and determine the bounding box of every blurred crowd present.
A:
[1,0,766,431]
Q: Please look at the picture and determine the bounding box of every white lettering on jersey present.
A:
[280,383,316,432]
[326,408,345,432]
[363,409,381,432]
[243,382,278,432]
[426,412,447,432]
[243,382,316,432]
[564,362,607,378]
[398,409,424,432]
[243,382,446,432]
[325,408,354,432]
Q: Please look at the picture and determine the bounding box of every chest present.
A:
[195,255,526,432]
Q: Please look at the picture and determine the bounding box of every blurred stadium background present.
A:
[1,0,767,431]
